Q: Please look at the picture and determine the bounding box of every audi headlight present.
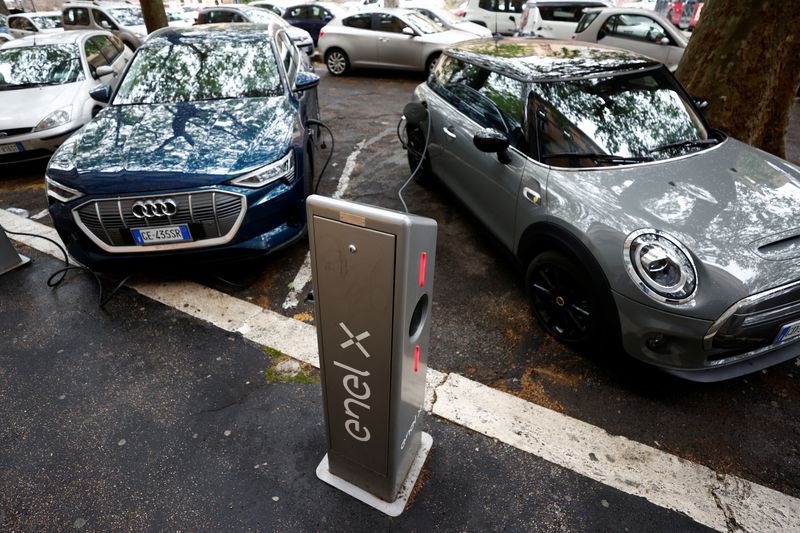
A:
[46,175,84,203]
[229,151,295,188]
[34,106,72,132]
[624,229,697,304]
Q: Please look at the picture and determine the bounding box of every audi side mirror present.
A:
[89,84,113,103]
[295,71,320,92]
[473,128,512,165]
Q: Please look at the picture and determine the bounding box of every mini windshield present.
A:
[405,12,442,34]
[114,38,283,104]
[532,68,711,167]
[31,15,63,29]
[0,44,84,89]
[108,7,145,26]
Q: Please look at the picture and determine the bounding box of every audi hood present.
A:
[47,97,296,195]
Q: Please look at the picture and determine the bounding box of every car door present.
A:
[339,13,378,67]
[374,13,421,69]
[284,6,313,39]
[597,13,676,65]
[426,57,538,248]
[9,17,37,38]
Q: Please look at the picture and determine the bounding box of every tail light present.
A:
[319,29,325,38]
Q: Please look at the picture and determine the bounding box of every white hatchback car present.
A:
[7,11,64,38]
[0,30,132,164]
[572,7,687,69]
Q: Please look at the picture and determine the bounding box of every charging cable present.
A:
[396,107,432,214]
[306,118,335,194]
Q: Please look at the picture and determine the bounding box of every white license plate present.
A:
[0,143,21,155]
[131,225,191,245]
[774,319,800,346]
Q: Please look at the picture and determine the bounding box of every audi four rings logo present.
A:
[131,199,178,218]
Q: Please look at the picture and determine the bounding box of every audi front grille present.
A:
[72,190,247,253]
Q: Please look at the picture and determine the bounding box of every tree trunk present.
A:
[0,0,9,16]
[140,0,169,35]
[675,0,800,158]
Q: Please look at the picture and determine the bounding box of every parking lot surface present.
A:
[2,62,800,529]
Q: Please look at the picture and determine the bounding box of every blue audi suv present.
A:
[45,24,321,271]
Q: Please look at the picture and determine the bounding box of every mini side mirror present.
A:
[295,70,320,92]
[94,65,114,79]
[402,26,416,36]
[89,84,113,103]
[473,128,512,164]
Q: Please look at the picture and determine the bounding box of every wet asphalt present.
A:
[0,249,712,531]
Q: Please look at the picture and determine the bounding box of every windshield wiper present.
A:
[648,138,719,153]
[542,152,654,165]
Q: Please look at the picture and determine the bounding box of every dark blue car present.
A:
[45,24,321,271]
[282,2,344,45]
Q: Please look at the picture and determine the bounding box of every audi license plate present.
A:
[774,319,800,346]
[0,143,21,155]
[131,225,191,245]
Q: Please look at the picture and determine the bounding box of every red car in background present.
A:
[656,0,703,30]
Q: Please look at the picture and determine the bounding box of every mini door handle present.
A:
[523,187,541,205]
[443,127,456,138]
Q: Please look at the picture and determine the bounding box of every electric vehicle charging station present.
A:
[307,195,436,516]
[0,226,29,276]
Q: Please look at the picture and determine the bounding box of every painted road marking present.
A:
[282,128,394,310]
[3,208,799,531]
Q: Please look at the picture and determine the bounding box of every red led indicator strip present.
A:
[419,252,427,287]
[414,345,420,373]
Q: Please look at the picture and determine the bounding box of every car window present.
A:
[114,37,284,104]
[109,35,125,54]
[85,35,111,69]
[575,11,599,33]
[278,31,298,83]
[93,10,117,30]
[478,0,523,13]
[343,14,371,29]
[0,44,85,87]
[207,10,237,23]
[601,14,670,44]
[377,14,408,33]
[530,69,707,166]
[30,15,62,29]
[64,8,90,27]
[539,6,582,22]
[308,6,327,20]
[10,17,36,31]
[107,7,145,26]
[286,6,307,18]
[405,12,442,34]
[432,56,528,152]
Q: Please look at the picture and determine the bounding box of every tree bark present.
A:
[675,0,800,158]
[140,0,169,35]
[0,0,9,16]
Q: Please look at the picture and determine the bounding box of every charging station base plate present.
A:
[0,253,30,276]
[316,432,432,517]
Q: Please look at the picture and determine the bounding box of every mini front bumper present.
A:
[613,291,800,381]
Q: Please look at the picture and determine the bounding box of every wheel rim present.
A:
[530,262,592,342]
[327,52,346,75]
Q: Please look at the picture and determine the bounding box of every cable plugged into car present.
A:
[397,102,431,213]
[306,119,335,195]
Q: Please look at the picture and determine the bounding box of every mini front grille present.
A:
[73,190,246,252]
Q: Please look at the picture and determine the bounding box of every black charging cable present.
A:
[396,104,432,213]
[2,227,131,309]
[306,119,335,195]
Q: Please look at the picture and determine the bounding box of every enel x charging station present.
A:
[306,195,436,516]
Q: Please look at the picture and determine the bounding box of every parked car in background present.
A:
[319,7,478,76]
[283,2,346,44]
[0,30,131,164]
[8,11,63,38]
[413,6,492,37]
[62,1,148,49]
[0,14,13,42]
[463,0,523,35]
[405,38,800,381]
[165,8,195,28]
[196,5,315,56]
[572,7,687,69]
[517,0,610,39]
[250,0,292,17]
[46,25,321,271]
[660,0,703,30]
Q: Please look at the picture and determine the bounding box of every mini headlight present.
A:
[624,229,697,304]
[229,151,295,188]
[34,106,73,132]
[46,175,84,203]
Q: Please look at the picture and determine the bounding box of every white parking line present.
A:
[282,128,394,310]
[3,207,799,531]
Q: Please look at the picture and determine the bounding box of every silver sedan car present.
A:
[405,39,800,381]
[318,8,480,76]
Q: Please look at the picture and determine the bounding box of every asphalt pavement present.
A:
[0,249,712,531]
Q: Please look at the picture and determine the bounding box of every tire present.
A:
[526,250,612,349]
[405,121,434,187]
[425,53,441,76]
[325,48,349,76]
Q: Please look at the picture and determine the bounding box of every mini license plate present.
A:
[131,225,191,245]
[0,143,21,155]
[774,319,800,346]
